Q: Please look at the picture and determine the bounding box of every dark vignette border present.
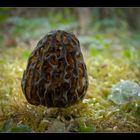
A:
[0,0,140,7]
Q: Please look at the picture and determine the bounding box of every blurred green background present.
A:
[0,7,140,48]
[0,8,140,60]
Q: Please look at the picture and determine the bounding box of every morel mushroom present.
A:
[21,30,88,108]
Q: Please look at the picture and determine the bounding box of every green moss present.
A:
[0,39,140,132]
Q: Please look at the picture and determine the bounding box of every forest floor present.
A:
[0,17,140,132]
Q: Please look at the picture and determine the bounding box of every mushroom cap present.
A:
[21,30,88,108]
